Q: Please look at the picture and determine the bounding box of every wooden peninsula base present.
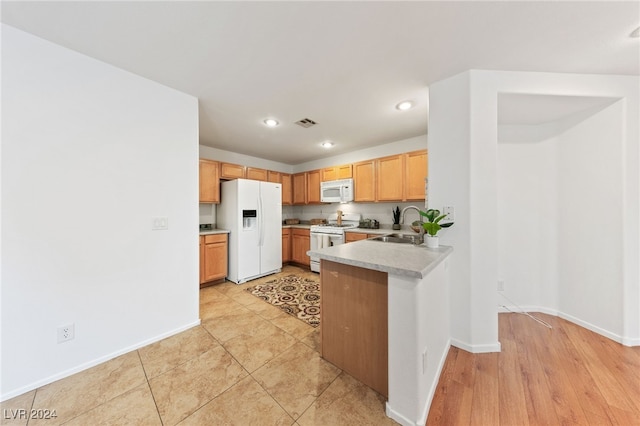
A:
[320,260,388,397]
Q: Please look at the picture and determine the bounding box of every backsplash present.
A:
[283,201,426,226]
[204,200,427,228]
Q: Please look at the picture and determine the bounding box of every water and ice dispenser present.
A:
[242,209,257,230]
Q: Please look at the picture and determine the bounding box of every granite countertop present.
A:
[307,239,452,279]
[199,229,230,235]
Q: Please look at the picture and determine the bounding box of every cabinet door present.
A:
[405,150,428,201]
[220,162,245,180]
[321,167,337,182]
[377,155,404,201]
[246,167,268,181]
[353,160,376,202]
[292,173,307,205]
[281,174,293,205]
[345,232,368,243]
[199,159,220,203]
[268,171,281,183]
[291,229,310,266]
[337,164,353,179]
[203,234,228,282]
[306,170,322,204]
[282,229,291,263]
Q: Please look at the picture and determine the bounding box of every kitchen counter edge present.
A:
[307,240,453,279]
[199,229,230,235]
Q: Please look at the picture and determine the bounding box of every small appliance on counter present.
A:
[358,219,379,229]
[200,223,214,232]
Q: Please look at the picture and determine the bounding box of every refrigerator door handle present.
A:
[258,195,264,247]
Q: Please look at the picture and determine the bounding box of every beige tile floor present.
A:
[1,265,397,426]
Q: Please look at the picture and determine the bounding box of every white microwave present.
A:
[321,178,354,203]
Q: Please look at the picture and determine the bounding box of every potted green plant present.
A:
[392,206,401,230]
[419,209,453,248]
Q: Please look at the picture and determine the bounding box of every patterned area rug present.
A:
[245,274,320,327]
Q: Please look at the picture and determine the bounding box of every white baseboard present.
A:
[450,338,501,353]
[498,304,558,316]
[0,320,201,402]
[557,312,627,346]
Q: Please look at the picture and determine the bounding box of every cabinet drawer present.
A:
[204,234,227,244]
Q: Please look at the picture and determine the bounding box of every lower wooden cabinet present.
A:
[291,228,310,266]
[345,232,368,243]
[200,234,228,285]
[282,228,291,263]
[321,260,388,397]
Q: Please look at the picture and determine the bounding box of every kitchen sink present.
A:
[371,234,421,244]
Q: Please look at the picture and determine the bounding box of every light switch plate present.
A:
[152,216,169,230]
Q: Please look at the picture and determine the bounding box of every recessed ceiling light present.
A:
[631,26,640,38]
[396,101,414,111]
[321,141,334,148]
[263,118,279,127]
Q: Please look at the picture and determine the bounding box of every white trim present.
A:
[0,320,200,402]
[498,304,558,316]
[450,338,501,354]
[557,312,627,346]
[385,405,415,426]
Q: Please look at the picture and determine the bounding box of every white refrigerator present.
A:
[217,179,282,284]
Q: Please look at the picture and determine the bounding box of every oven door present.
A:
[309,231,345,272]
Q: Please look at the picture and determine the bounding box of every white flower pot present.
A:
[425,235,439,248]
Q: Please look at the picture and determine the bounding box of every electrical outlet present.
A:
[497,280,505,292]
[57,324,75,343]
[443,206,455,222]
[152,216,169,230]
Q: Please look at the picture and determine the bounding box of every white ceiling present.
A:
[2,1,639,164]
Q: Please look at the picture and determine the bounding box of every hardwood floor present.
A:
[426,313,640,425]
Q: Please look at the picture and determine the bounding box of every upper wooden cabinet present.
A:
[246,167,268,181]
[220,162,245,180]
[376,154,405,201]
[321,164,352,181]
[281,173,293,205]
[405,150,428,201]
[353,160,376,202]
[292,173,307,205]
[199,159,220,203]
[306,170,322,204]
[268,170,281,183]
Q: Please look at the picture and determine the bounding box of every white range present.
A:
[309,213,360,273]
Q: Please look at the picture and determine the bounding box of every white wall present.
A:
[428,72,478,349]
[557,101,625,337]
[430,70,639,350]
[497,139,558,312]
[1,25,200,399]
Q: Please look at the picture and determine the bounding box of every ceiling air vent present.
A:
[294,118,317,128]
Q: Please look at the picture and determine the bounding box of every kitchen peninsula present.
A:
[307,239,452,426]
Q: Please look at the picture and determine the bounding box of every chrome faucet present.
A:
[401,205,424,235]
